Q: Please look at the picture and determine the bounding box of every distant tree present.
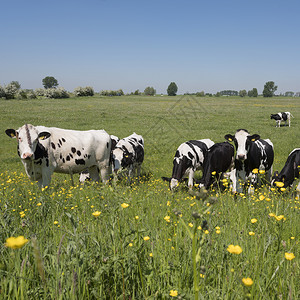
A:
[239,90,247,97]
[134,89,141,95]
[248,88,258,97]
[215,92,221,97]
[42,76,58,89]
[220,90,238,96]
[10,81,21,90]
[167,82,178,96]
[144,86,156,96]
[263,81,277,97]
[285,91,294,97]
[196,91,205,97]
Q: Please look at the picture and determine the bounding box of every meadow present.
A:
[0,95,299,299]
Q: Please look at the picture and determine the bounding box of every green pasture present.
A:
[0,95,299,299]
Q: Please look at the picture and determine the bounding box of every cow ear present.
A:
[224,134,234,142]
[248,134,260,142]
[38,131,51,140]
[5,129,17,138]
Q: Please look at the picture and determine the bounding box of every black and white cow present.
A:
[112,133,144,181]
[162,139,214,190]
[270,112,293,127]
[198,142,234,189]
[225,129,274,194]
[79,134,119,182]
[271,148,300,193]
[5,124,112,187]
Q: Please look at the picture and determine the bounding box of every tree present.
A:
[144,86,156,96]
[263,81,277,97]
[248,88,258,97]
[42,76,58,89]
[167,82,178,96]
[239,90,247,97]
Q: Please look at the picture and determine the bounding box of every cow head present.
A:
[225,129,260,161]
[5,124,51,160]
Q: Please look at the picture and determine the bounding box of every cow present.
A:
[5,124,112,187]
[162,139,214,190]
[112,133,144,182]
[271,148,300,193]
[198,142,234,190]
[270,112,293,127]
[225,129,274,194]
[79,135,119,182]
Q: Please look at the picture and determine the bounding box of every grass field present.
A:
[0,95,299,299]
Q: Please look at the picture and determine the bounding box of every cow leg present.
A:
[127,165,134,184]
[136,163,142,181]
[88,165,100,182]
[236,169,246,194]
[188,170,195,190]
[227,169,236,193]
[248,172,257,194]
[41,168,52,188]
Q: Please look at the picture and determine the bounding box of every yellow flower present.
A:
[135,216,139,220]
[5,236,29,249]
[259,195,265,201]
[211,171,216,175]
[169,290,178,297]
[215,226,220,230]
[284,252,295,260]
[227,244,243,254]
[259,169,265,174]
[249,232,255,236]
[291,237,295,240]
[53,221,59,225]
[121,203,129,208]
[129,243,133,247]
[251,218,257,224]
[216,229,221,234]
[92,211,101,217]
[167,201,171,206]
[20,213,25,218]
[275,181,284,188]
[274,215,285,221]
[242,277,253,287]
[37,202,42,206]
[188,223,194,228]
[269,213,275,217]
[204,230,209,234]
[252,168,258,174]
[143,236,150,241]
[149,253,153,257]
[164,216,171,222]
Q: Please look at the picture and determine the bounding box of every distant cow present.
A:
[79,135,119,182]
[198,142,234,189]
[112,133,144,181]
[162,139,214,190]
[225,129,274,193]
[271,148,300,193]
[270,112,293,127]
[5,124,112,187]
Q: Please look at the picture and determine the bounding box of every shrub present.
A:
[4,82,19,99]
[0,85,5,98]
[44,87,69,99]
[74,86,94,97]
[100,89,124,96]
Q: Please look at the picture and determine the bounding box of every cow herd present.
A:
[5,112,299,195]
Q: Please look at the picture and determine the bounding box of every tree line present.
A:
[0,77,298,99]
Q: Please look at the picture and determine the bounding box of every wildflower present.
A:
[259,195,265,201]
[164,216,171,222]
[5,236,29,249]
[200,274,205,278]
[259,169,265,174]
[135,216,139,220]
[149,253,153,257]
[275,181,284,188]
[274,215,285,221]
[242,277,254,287]
[216,229,221,234]
[249,232,255,236]
[284,252,295,260]
[121,203,129,208]
[269,213,275,217]
[188,223,194,228]
[167,201,171,206]
[143,236,150,241]
[252,168,258,174]
[211,171,216,175]
[92,211,101,217]
[169,290,178,297]
[251,218,257,224]
[291,237,295,240]
[129,243,133,247]
[227,244,243,254]
[280,187,286,192]
[215,226,220,230]
[53,221,59,225]
[37,202,42,206]
[204,230,209,234]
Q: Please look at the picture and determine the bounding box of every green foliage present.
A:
[44,87,69,99]
[42,76,59,89]
[196,91,205,97]
[167,82,178,96]
[100,89,124,96]
[220,90,238,96]
[248,88,258,97]
[0,95,299,299]
[263,81,278,97]
[144,86,156,96]
[239,89,247,97]
[74,86,94,97]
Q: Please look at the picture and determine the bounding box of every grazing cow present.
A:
[79,135,119,182]
[270,112,293,127]
[5,124,112,187]
[198,142,234,189]
[271,148,300,193]
[225,129,274,193]
[162,139,215,190]
[112,133,144,181]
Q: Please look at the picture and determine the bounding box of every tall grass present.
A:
[0,95,299,299]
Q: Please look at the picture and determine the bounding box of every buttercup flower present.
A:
[249,232,255,236]
[275,181,284,188]
[242,277,253,287]
[251,218,257,224]
[121,203,129,208]
[164,216,171,222]
[143,236,150,241]
[5,236,29,249]
[169,290,178,297]
[252,168,258,174]
[274,215,285,221]
[92,211,101,217]
[285,252,295,260]
[227,244,243,254]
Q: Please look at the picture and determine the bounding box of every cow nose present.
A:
[22,152,33,159]
[238,154,245,160]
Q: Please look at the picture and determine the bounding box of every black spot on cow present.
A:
[46,158,49,167]
[34,143,48,160]
[66,155,70,161]
[84,154,87,158]
[77,150,81,156]
[188,152,194,160]
[75,159,85,165]
[57,143,61,148]
[107,142,109,148]
[60,154,62,160]
[69,153,73,159]
[59,139,63,146]
[62,158,65,163]
[35,159,42,165]
[62,137,66,143]
[71,147,76,153]
[51,142,56,150]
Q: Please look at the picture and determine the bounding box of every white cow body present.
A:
[6,124,112,187]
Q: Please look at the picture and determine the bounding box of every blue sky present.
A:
[1,0,300,94]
